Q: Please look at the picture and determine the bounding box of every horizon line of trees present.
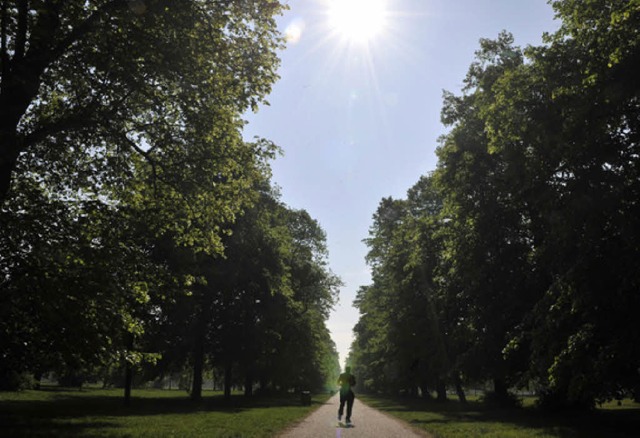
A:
[348,0,640,409]
[0,0,341,400]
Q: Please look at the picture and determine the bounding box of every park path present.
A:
[278,393,431,438]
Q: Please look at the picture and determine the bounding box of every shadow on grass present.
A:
[1,417,119,438]
[1,387,325,437]
[360,395,640,438]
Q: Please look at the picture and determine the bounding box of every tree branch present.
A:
[24,81,138,147]
[121,132,160,195]
[49,0,128,61]
[14,0,28,60]
[23,108,98,147]
[1,0,8,80]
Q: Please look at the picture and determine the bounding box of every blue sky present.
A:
[244,0,559,367]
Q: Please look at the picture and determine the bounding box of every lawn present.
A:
[359,394,640,438]
[0,386,330,437]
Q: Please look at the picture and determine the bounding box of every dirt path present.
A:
[278,393,431,438]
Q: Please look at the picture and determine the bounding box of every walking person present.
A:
[337,366,356,425]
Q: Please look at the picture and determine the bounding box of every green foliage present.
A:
[0,175,155,386]
[1,0,339,398]
[352,176,454,398]
[0,0,286,203]
[352,0,640,408]
[140,184,341,399]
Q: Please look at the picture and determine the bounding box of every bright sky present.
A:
[244,0,559,367]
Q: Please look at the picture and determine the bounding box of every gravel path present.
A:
[278,394,431,438]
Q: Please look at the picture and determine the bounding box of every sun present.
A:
[327,0,388,43]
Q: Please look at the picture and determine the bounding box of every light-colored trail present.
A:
[278,394,431,438]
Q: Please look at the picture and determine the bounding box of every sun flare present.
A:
[328,0,388,43]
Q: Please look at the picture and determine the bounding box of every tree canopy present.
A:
[350,0,640,408]
[0,0,283,206]
[1,0,341,395]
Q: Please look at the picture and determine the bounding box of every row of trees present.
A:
[1,0,341,398]
[349,0,640,409]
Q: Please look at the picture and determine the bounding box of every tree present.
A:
[434,32,538,400]
[1,1,285,392]
[142,183,341,400]
[351,0,640,408]
[510,0,640,407]
[0,174,162,390]
[351,178,452,400]
[0,0,285,205]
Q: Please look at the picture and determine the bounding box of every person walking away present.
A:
[337,366,356,425]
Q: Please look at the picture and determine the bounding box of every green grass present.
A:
[359,394,640,438]
[0,386,331,437]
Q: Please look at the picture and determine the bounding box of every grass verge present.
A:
[0,386,331,437]
[358,394,640,438]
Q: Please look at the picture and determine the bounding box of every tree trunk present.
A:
[33,372,42,390]
[191,286,210,401]
[0,128,19,205]
[124,364,133,405]
[244,372,253,397]
[0,4,62,205]
[123,332,134,406]
[419,382,432,400]
[436,379,447,402]
[493,377,508,399]
[260,377,267,392]
[190,331,204,401]
[454,373,467,403]
[224,362,232,400]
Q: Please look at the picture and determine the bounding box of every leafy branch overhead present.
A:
[0,0,284,210]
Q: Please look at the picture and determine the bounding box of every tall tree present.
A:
[351,0,640,408]
[1,0,285,391]
[145,184,341,400]
[0,0,284,204]
[512,0,640,406]
[435,32,537,399]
